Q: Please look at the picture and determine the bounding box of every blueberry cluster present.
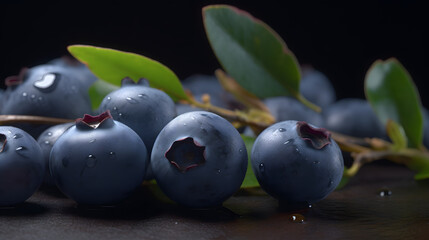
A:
[1,62,361,209]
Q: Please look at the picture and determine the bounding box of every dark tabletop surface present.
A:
[1,163,428,240]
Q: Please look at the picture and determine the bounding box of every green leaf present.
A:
[386,120,408,150]
[203,5,319,112]
[68,45,189,101]
[88,79,119,110]
[240,134,260,188]
[365,58,423,148]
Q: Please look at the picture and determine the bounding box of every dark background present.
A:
[1,1,428,105]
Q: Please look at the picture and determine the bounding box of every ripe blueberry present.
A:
[98,78,176,179]
[251,120,344,205]
[300,67,336,108]
[0,126,45,206]
[323,98,385,138]
[151,111,248,208]
[49,111,147,205]
[176,74,241,115]
[1,64,93,137]
[264,97,325,127]
[37,122,74,186]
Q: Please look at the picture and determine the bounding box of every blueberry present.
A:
[300,67,336,108]
[151,111,248,208]
[251,120,343,205]
[98,78,176,180]
[47,56,97,89]
[37,122,74,186]
[0,126,45,206]
[176,74,242,115]
[323,98,385,138]
[264,97,325,127]
[1,64,93,137]
[49,111,147,205]
[0,88,4,113]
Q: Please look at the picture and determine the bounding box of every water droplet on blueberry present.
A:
[22,92,28,97]
[107,96,111,101]
[126,97,138,104]
[47,132,53,136]
[216,169,221,174]
[13,133,23,139]
[109,151,116,158]
[138,93,147,98]
[34,73,58,92]
[259,163,265,173]
[44,140,50,145]
[278,128,286,132]
[89,139,96,143]
[15,146,29,157]
[86,154,97,168]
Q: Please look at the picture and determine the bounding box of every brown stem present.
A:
[0,115,73,125]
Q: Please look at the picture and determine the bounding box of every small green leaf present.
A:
[386,120,408,150]
[203,5,319,112]
[240,134,260,188]
[406,155,429,180]
[68,45,189,101]
[336,172,351,190]
[365,58,423,148]
[88,79,119,110]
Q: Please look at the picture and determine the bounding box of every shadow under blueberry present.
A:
[63,185,164,220]
[0,202,49,217]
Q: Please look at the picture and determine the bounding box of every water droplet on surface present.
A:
[109,151,116,158]
[86,155,97,168]
[47,132,53,136]
[44,140,50,145]
[126,97,138,104]
[107,96,111,101]
[16,146,24,151]
[118,113,123,117]
[22,92,28,97]
[183,123,187,126]
[113,107,118,111]
[259,163,265,173]
[379,188,392,197]
[191,116,196,120]
[289,214,305,223]
[239,149,243,153]
[31,94,36,99]
[13,133,23,139]
[216,169,221,174]
[175,222,178,225]
[278,128,286,132]
[38,96,43,101]
[89,139,96,143]
[138,93,147,98]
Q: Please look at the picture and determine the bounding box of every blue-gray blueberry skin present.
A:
[49,112,147,205]
[98,79,177,180]
[1,64,93,137]
[151,111,248,208]
[251,120,344,205]
[264,97,325,127]
[37,122,74,186]
[323,98,386,139]
[422,108,429,148]
[300,67,336,108]
[175,74,242,115]
[47,57,97,90]
[0,126,45,206]
[0,89,4,113]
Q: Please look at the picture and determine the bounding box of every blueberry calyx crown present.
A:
[165,137,206,173]
[297,121,331,149]
[4,67,28,87]
[121,77,150,87]
[76,110,114,130]
[0,134,6,153]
